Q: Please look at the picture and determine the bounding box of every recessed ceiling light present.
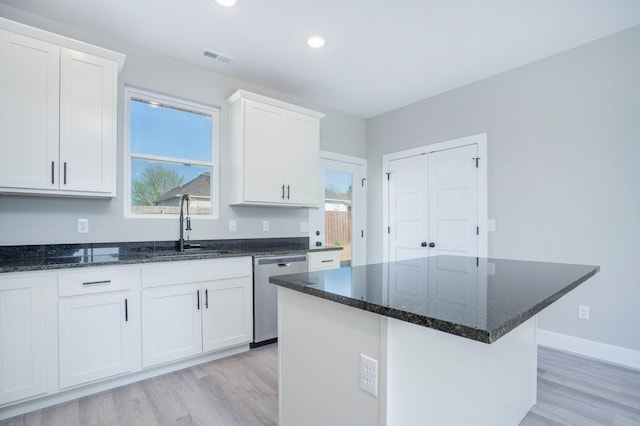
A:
[215,0,236,7]
[307,36,325,49]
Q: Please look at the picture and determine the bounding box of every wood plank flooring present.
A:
[1,345,638,425]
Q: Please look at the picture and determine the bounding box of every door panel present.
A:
[388,155,429,261]
[428,145,478,256]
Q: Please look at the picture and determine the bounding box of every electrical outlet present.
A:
[578,305,590,320]
[229,219,237,232]
[360,354,378,397]
[263,220,269,231]
[487,219,496,232]
[77,219,89,233]
[300,222,309,233]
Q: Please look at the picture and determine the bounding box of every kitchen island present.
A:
[270,255,599,426]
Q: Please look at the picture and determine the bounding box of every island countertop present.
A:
[269,255,599,343]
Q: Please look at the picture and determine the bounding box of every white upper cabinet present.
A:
[0,18,124,198]
[228,90,324,207]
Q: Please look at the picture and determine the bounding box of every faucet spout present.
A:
[178,193,191,252]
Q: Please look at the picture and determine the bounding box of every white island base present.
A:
[278,287,537,426]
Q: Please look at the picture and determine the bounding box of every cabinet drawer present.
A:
[308,250,341,271]
[58,267,132,297]
[141,257,252,288]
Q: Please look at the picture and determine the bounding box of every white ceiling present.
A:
[2,0,640,118]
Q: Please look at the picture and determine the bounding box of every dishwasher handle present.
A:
[277,263,291,267]
[256,255,307,266]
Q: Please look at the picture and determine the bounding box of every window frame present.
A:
[124,86,220,219]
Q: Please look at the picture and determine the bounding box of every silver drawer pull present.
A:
[321,259,334,263]
[82,280,111,286]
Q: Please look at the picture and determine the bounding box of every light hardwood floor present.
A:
[1,345,638,425]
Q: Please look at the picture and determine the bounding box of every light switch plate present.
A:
[487,219,496,232]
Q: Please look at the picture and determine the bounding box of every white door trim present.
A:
[382,133,488,261]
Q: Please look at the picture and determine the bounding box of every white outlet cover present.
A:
[263,220,269,231]
[360,354,378,397]
[487,219,496,232]
[300,222,309,233]
[229,219,237,232]
[77,219,89,233]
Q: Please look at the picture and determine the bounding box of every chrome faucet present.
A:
[178,193,192,251]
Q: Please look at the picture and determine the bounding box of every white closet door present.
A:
[387,155,429,262]
[428,144,479,257]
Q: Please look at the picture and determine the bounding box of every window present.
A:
[125,87,219,218]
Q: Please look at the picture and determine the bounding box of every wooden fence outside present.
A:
[325,210,351,262]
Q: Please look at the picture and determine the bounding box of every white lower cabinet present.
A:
[0,274,50,406]
[58,292,138,389]
[57,267,139,389]
[141,257,253,368]
[141,283,203,367]
[0,256,253,418]
[202,277,252,352]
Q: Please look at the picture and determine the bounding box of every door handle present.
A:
[421,242,427,247]
[429,242,435,248]
[205,289,208,309]
[287,185,290,199]
[282,185,285,199]
[196,290,200,310]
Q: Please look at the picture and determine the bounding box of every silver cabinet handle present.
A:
[321,259,334,263]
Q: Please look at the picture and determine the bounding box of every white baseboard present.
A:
[537,329,640,371]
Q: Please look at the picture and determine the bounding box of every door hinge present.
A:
[476,226,479,235]
[473,157,480,168]
[361,178,366,187]
[386,172,391,181]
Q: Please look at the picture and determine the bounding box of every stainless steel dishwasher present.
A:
[253,254,308,346]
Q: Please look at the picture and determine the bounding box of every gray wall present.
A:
[367,26,640,351]
[0,5,366,246]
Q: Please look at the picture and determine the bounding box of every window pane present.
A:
[130,99,212,162]
[324,171,352,265]
[131,158,212,215]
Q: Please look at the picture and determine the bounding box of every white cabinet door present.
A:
[243,99,285,203]
[0,29,59,191]
[0,275,48,405]
[142,283,203,368]
[202,276,252,353]
[284,112,320,206]
[58,292,137,389]
[59,48,116,194]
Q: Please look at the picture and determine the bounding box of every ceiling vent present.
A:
[203,50,234,64]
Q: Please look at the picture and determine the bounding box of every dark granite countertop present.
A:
[269,255,599,344]
[0,238,341,273]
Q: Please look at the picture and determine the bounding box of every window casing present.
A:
[124,87,219,219]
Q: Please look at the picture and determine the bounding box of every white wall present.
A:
[367,26,640,352]
[0,5,366,245]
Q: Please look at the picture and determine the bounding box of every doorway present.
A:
[383,134,488,262]
[308,152,367,266]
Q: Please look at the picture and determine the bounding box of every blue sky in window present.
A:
[325,171,352,193]
[130,99,212,183]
